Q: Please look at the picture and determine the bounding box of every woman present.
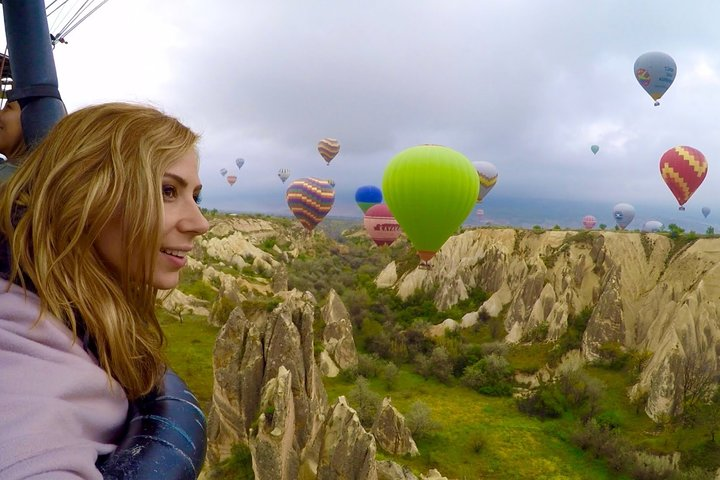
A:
[0,99,26,181]
[0,102,210,478]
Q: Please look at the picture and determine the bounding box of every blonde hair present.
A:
[0,102,199,400]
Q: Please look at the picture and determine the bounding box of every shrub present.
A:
[521,323,549,342]
[630,451,675,480]
[381,361,399,390]
[461,354,513,397]
[210,443,254,479]
[480,341,509,357]
[347,377,382,428]
[597,341,630,370]
[429,346,454,384]
[357,353,381,378]
[516,382,565,419]
[468,432,486,454]
[404,401,440,439]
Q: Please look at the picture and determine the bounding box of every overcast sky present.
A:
[5,1,720,226]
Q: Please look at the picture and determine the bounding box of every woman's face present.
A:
[0,101,23,159]
[95,148,210,289]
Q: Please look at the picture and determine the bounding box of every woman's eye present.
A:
[162,185,177,200]
[193,192,203,205]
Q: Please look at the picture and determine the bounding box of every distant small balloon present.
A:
[642,220,664,233]
[476,208,484,220]
[702,206,711,218]
[318,138,340,165]
[220,168,228,177]
[226,175,237,186]
[582,215,597,229]
[236,158,245,170]
[591,145,599,155]
[613,203,635,230]
[472,161,498,203]
[278,169,290,183]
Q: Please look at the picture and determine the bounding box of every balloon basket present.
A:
[679,206,685,211]
[418,261,432,270]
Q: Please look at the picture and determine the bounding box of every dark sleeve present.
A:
[97,370,207,480]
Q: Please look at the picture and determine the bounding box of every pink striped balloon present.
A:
[582,215,597,229]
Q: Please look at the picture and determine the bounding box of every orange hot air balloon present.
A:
[318,138,340,165]
[226,175,237,186]
[659,146,708,210]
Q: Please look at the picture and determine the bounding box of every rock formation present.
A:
[205,289,386,479]
[321,289,359,374]
[205,289,327,468]
[371,397,419,457]
[382,228,720,420]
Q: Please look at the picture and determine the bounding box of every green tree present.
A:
[706,226,715,236]
[667,223,685,238]
[599,223,607,230]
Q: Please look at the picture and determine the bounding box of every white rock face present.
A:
[371,397,419,457]
[158,288,210,316]
[379,228,720,421]
[321,290,358,372]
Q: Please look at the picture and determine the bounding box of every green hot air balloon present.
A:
[382,145,478,265]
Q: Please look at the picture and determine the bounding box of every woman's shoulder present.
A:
[0,278,128,479]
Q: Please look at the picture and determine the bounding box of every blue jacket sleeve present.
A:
[98,370,207,480]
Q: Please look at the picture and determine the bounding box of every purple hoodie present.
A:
[0,278,128,479]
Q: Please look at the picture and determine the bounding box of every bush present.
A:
[461,354,513,397]
[429,346,454,384]
[381,361,399,390]
[631,451,675,480]
[357,353,381,378]
[516,382,566,419]
[347,377,382,428]
[404,401,441,439]
[480,341,509,357]
[210,443,254,479]
[597,341,631,370]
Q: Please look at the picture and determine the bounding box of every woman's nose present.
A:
[181,204,210,236]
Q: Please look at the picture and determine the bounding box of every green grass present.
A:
[325,368,624,479]
[158,309,220,413]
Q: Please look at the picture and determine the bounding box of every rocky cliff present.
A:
[384,228,720,420]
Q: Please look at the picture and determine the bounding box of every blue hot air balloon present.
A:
[355,185,383,214]
[702,206,711,218]
[591,145,599,155]
[634,52,676,106]
[613,203,635,230]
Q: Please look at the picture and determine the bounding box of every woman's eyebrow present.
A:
[163,173,187,188]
